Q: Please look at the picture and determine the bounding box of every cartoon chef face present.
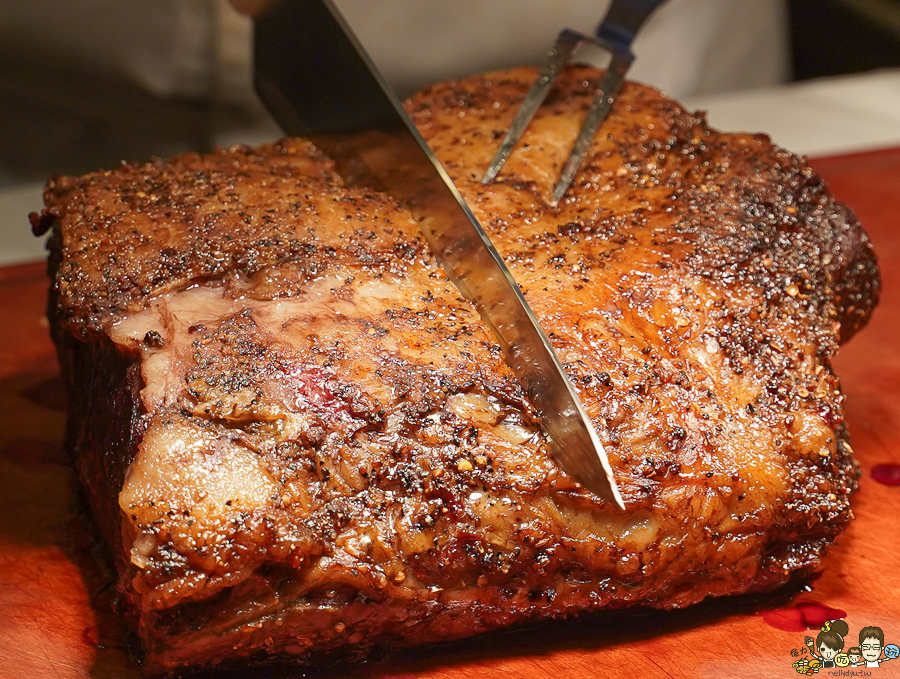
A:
[818,642,838,660]
[861,637,883,662]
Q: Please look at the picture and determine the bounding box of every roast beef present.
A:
[34,66,880,675]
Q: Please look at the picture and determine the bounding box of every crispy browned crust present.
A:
[38,67,879,675]
[36,138,397,337]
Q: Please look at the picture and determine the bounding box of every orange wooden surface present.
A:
[0,149,898,678]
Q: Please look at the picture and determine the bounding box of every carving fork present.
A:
[482,0,667,204]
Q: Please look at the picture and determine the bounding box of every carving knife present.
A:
[251,0,625,510]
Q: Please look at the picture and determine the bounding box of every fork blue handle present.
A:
[598,0,667,55]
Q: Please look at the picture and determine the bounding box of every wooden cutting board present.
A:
[1,148,898,679]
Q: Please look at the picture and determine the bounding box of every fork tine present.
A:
[481,30,581,184]
[484,0,665,200]
[550,52,632,205]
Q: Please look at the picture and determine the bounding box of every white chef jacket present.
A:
[2,0,789,105]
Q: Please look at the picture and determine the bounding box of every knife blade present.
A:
[252,0,625,509]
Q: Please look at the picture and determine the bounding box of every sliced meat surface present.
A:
[37,67,879,675]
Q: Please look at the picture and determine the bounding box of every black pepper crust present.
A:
[40,67,879,676]
[36,138,428,338]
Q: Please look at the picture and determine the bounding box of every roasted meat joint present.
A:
[33,67,880,675]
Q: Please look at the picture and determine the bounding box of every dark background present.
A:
[789,0,900,81]
[2,0,900,186]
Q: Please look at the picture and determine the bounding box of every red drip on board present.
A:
[761,602,847,632]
